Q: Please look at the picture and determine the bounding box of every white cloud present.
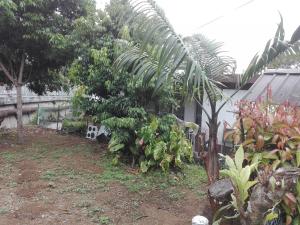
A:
[96,0,300,72]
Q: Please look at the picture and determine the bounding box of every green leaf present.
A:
[296,150,300,167]
[264,212,278,222]
[212,218,222,225]
[269,176,276,192]
[145,145,152,157]
[160,159,170,172]
[296,180,300,194]
[175,154,182,168]
[140,161,149,173]
[225,155,236,170]
[153,141,166,160]
[240,166,251,184]
[245,180,258,190]
[109,143,125,153]
[235,146,244,171]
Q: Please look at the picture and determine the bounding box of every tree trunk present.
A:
[16,84,24,144]
[207,115,219,184]
[1,54,25,144]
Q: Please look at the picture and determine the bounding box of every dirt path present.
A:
[0,127,210,225]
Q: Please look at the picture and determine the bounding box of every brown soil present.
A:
[0,127,211,225]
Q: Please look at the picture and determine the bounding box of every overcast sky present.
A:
[96,0,300,72]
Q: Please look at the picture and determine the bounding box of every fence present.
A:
[37,103,72,130]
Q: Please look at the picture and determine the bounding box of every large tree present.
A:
[0,0,92,143]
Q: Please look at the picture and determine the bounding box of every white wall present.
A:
[183,89,248,144]
[201,89,248,144]
[184,98,197,122]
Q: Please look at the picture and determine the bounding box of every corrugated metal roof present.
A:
[243,69,300,105]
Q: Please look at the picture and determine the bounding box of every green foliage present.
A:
[0,0,92,94]
[226,98,300,224]
[67,0,184,173]
[114,0,227,98]
[104,114,193,173]
[214,146,257,225]
[62,119,86,135]
[221,146,257,210]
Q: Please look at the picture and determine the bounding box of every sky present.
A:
[96,0,300,73]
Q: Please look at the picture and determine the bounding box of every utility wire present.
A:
[195,0,256,30]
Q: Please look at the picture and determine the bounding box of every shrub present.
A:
[225,98,300,224]
[138,115,193,172]
[104,114,193,173]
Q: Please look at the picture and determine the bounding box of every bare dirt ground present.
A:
[0,126,210,225]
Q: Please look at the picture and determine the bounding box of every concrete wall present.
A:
[0,86,71,105]
[0,85,72,129]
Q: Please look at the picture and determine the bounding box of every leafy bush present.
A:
[138,115,193,172]
[225,98,300,224]
[104,114,193,173]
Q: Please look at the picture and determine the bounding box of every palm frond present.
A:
[242,17,300,84]
[115,0,222,99]
[183,34,236,101]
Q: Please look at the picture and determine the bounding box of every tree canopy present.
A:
[0,0,93,94]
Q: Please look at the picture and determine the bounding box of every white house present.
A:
[183,74,257,145]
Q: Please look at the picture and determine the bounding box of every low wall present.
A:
[0,86,72,129]
[0,101,71,129]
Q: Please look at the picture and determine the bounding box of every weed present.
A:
[0,208,8,215]
[73,186,91,194]
[7,181,17,188]
[99,216,111,225]
[87,207,105,218]
[1,152,16,162]
[76,201,92,208]
[196,190,207,199]
[41,170,58,181]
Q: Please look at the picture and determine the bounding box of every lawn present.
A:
[0,127,210,225]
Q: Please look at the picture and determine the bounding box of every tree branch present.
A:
[18,53,25,85]
[0,60,15,84]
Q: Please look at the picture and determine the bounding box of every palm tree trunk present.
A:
[207,115,219,183]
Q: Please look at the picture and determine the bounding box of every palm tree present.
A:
[183,34,236,183]
[115,0,300,183]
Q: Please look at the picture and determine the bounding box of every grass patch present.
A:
[97,156,207,200]
[76,201,92,208]
[0,208,9,215]
[98,216,111,225]
[0,152,16,163]
[41,170,58,181]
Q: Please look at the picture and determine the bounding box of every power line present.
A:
[195,0,256,30]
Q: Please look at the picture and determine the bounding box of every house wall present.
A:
[201,89,248,144]
[183,89,248,144]
[183,99,197,122]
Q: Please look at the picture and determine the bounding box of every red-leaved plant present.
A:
[225,96,300,224]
